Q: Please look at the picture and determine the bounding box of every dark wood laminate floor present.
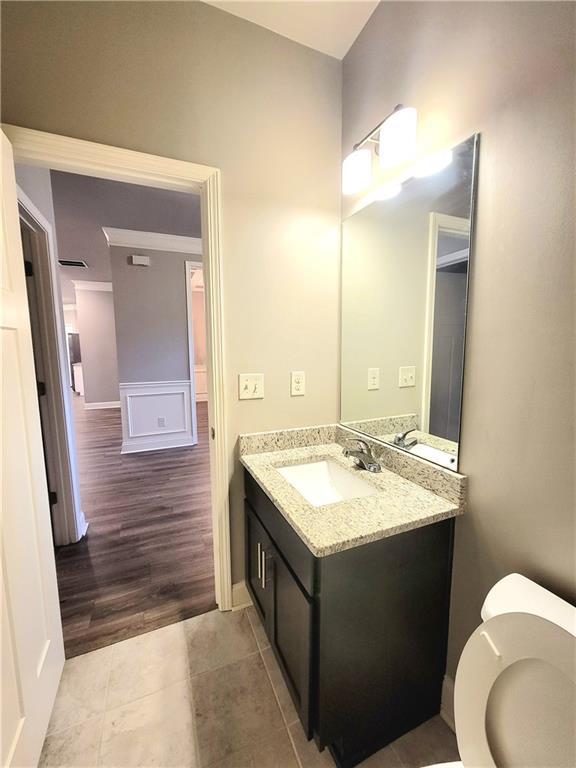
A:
[55,394,216,658]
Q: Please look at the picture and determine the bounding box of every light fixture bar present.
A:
[353,104,404,151]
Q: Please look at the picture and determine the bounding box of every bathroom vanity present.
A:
[242,438,465,768]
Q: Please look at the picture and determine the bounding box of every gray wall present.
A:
[110,247,194,383]
[1,1,342,582]
[75,288,120,404]
[343,1,575,676]
[50,171,201,303]
[15,165,58,230]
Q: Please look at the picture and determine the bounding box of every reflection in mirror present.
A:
[340,134,479,471]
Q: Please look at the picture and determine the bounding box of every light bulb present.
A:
[412,149,453,178]
[379,107,417,169]
[342,148,372,195]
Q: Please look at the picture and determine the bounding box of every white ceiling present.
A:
[204,1,379,59]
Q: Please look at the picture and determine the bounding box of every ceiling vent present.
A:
[58,259,88,268]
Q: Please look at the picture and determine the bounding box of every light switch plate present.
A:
[238,373,264,400]
[367,367,380,391]
[291,371,305,396]
[398,366,416,388]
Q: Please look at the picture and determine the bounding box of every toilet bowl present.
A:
[428,574,576,768]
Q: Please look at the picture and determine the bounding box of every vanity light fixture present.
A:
[379,107,417,170]
[412,149,453,178]
[342,147,372,196]
[342,104,418,196]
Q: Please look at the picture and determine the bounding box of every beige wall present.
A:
[75,287,120,404]
[343,1,575,676]
[1,1,342,582]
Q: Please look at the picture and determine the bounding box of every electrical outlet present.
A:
[398,366,416,388]
[367,367,380,390]
[238,373,264,400]
[157,416,166,428]
[291,371,305,396]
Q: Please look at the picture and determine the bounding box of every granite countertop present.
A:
[240,442,463,558]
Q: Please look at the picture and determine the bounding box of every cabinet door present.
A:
[245,503,272,629]
[270,545,313,736]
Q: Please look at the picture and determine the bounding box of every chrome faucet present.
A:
[393,428,418,449]
[342,438,381,473]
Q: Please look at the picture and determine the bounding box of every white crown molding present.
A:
[72,280,113,292]
[102,227,202,256]
[62,303,77,310]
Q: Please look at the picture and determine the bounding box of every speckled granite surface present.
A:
[336,425,466,507]
[240,442,463,557]
[239,424,337,455]
[341,414,418,439]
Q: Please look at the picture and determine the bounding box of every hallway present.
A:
[55,395,215,657]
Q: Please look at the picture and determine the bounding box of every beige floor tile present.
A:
[261,647,298,726]
[358,744,405,767]
[190,652,284,766]
[246,605,269,650]
[107,622,189,709]
[289,722,335,767]
[391,716,460,767]
[100,680,198,767]
[48,645,113,733]
[39,717,103,767]
[184,608,258,675]
[209,729,299,768]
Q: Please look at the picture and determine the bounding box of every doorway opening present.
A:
[17,166,219,657]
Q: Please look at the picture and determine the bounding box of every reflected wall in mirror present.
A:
[340,134,479,471]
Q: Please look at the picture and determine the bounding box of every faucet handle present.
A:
[394,428,417,445]
[343,437,371,454]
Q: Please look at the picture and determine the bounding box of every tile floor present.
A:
[40,608,460,768]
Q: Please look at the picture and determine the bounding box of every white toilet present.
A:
[430,573,576,768]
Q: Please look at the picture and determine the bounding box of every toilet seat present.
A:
[454,612,576,767]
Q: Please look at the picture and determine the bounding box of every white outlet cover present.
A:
[367,367,380,391]
[398,366,416,388]
[291,371,305,396]
[238,373,264,400]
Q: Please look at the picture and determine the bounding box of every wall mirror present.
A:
[340,134,479,471]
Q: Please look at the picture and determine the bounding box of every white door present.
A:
[1,132,64,766]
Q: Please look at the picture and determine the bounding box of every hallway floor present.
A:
[55,395,215,658]
[40,608,460,768]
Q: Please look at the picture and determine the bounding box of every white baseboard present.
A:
[231,581,252,611]
[194,365,208,402]
[119,380,196,454]
[196,392,208,402]
[440,674,456,732]
[84,400,121,410]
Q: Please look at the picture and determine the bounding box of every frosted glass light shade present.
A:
[413,149,453,178]
[342,148,372,195]
[379,107,417,169]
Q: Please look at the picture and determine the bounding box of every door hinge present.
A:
[211,426,215,440]
[24,260,34,277]
[37,381,47,397]
[48,490,58,506]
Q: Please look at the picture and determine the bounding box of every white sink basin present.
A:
[408,443,457,469]
[277,460,379,507]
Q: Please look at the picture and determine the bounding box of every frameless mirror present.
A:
[340,134,479,471]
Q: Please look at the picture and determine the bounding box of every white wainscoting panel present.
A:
[195,364,208,402]
[119,380,196,454]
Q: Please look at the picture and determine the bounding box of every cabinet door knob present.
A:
[261,549,267,590]
[257,542,262,579]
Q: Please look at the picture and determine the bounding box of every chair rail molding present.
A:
[3,123,232,611]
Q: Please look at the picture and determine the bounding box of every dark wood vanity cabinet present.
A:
[244,470,454,768]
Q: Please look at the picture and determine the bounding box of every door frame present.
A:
[3,123,233,610]
[421,212,470,432]
[185,259,205,446]
[18,188,87,545]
